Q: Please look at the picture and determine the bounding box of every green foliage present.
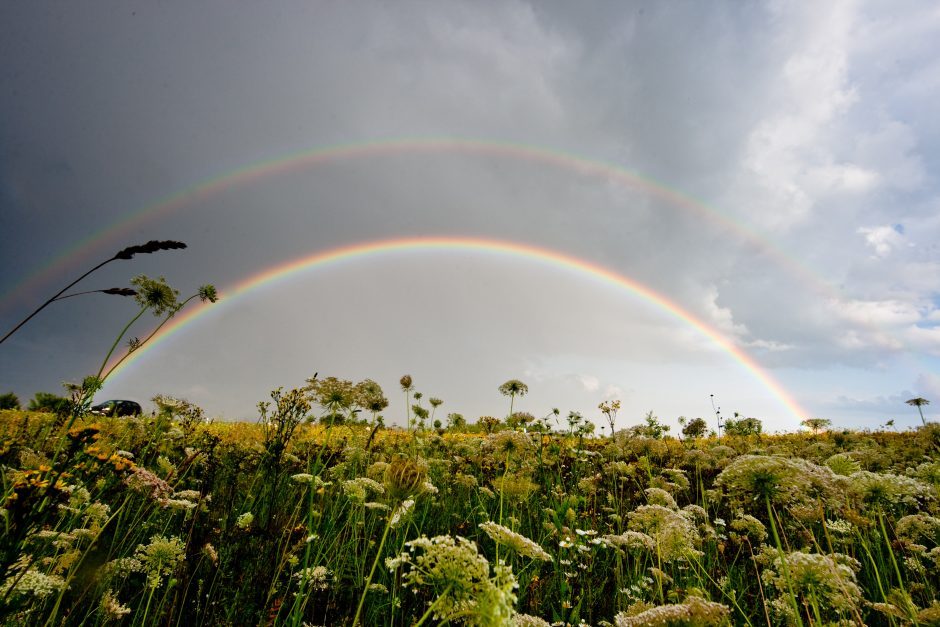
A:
[1,404,939,626]
[681,417,709,439]
[306,376,357,424]
[506,411,535,429]
[0,392,20,410]
[801,417,832,434]
[626,410,671,439]
[446,412,466,430]
[356,378,388,422]
[723,415,763,436]
[27,391,71,415]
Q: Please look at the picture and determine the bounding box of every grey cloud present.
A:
[2,1,939,430]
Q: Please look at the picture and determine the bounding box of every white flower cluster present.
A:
[479,522,553,561]
[99,589,132,621]
[627,505,702,562]
[848,471,934,511]
[294,565,331,591]
[342,477,385,501]
[614,596,730,626]
[133,535,186,589]
[388,534,518,625]
[389,499,414,529]
[0,564,67,600]
[896,513,940,545]
[600,531,657,553]
[715,455,841,510]
[291,473,315,484]
[759,548,862,621]
[511,613,552,626]
[235,511,254,530]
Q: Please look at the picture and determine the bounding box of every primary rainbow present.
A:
[3,137,828,308]
[104,236,808,422]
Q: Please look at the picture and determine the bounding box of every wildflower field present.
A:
[1,392,939,627]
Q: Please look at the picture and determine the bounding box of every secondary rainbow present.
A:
[3,137,829,308]
[104,236,808,422]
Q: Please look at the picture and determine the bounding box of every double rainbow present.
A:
[3,137,829,308]
[104,236,809,422]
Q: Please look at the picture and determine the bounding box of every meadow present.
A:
[1,388,938,626]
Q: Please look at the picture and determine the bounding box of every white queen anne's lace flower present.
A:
[479,522,552,561]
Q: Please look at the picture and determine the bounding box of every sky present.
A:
[1,1,938,433]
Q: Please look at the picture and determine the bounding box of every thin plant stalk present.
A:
[352,511,395,627]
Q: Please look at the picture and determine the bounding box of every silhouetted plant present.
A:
[724,414,763,436]
[681,417,709,439]
[801,417,832,435]
[428,397,443,425]
[257,386,311,526]
[0,240,186,344]
[47,286,138,301]
[412,403,429,430]
[906,397,930,426]
[306,376,356,424]
[567,410,582,435]
[355,379,388,425]
[498,379,528,421]
[400,374,414,431]
[599,399,621,435]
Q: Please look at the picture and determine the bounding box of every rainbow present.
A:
[2,137,827,309]
[103,236,809,422]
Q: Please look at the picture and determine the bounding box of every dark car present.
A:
[90,400,142,417]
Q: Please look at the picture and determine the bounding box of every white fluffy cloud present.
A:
[576,374,600,393]
[857,225,906,258]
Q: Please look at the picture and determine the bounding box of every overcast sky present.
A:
[2,1,938,432]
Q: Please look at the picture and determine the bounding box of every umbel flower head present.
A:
[847,470,933,513]
[133,535,186,589]
[627,504,702,562]
[389,534,518,626]
[614,596,731,626]
[714,455,841,510]
[198,284,218,303]
[758,548,862,623]
[895,513,940,545]
[479,522,553,562]
[131,275,179,316]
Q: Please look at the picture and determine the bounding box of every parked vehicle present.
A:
[90,400,142,417]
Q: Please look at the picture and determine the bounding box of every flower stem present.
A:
[352,514,393,626]
[0,256,118,345]
[413,585,452,627]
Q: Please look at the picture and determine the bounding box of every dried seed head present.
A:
[114,240,187,260]
[384,456,426,502]
[101,287,138,297]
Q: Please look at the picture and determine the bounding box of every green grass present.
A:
[1,408,938,626]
